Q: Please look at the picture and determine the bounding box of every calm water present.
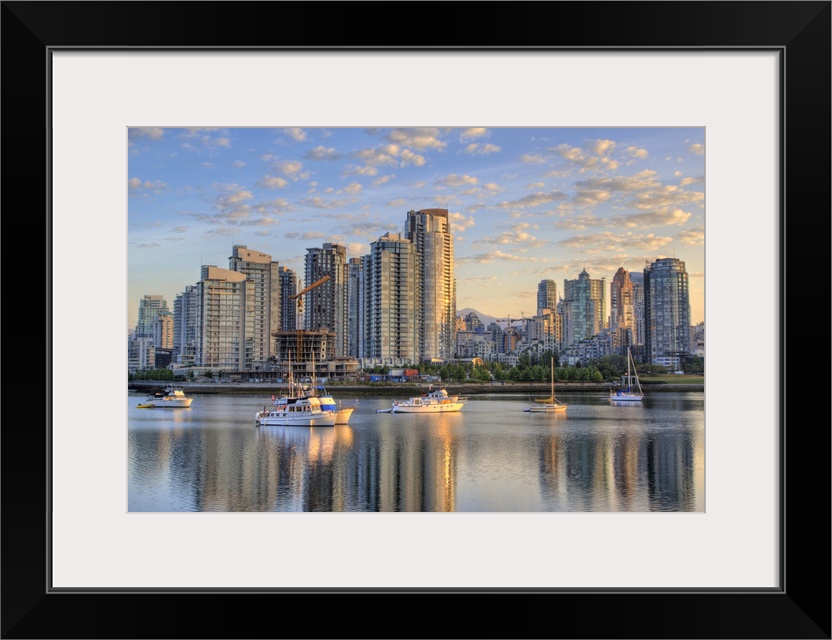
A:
[128,390,704,512]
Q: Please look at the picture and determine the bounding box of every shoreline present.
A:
[128,380,704,396]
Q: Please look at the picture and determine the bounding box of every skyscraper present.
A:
[405,208,456,361]
[304,243,349,357]
[173,284,199,366]
[154,310,174,350]
[135,294,168,338]
[363,233,421,364]
[609,267,635,352]
[278,266,298,332]
[561,269,607,349]
[229,245,281,369]
[644,257,691,365]
[347,257,365,358]
[196,265,247,371]
[537,279,558,314]
[629,271,646,347]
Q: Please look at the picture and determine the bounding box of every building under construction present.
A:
[272,330,359,380]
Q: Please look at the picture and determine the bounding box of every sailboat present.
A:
[527,357,567,413]
[609,347,644,402]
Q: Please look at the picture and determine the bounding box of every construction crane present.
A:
[291,274,331,315]
[495,312,529,327]
[289,274,331,381]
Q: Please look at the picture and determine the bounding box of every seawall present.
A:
[128,380,704,396]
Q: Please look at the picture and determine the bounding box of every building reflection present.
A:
[129,405,703,513]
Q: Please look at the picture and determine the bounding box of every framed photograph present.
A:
[5,1,829,638]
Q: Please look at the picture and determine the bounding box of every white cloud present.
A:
[436,174,478,188]
[625,145,649,160]
[305,145,341,161]
[449,212,476,232]
[128,177,167,195]
[386,127,447,150]
[258,175,289,189]
[499,191,568,209]
[459,127,488,140]
[457,250,525,264]
[274,160,304,178]
[283,127,307,141]
[129,127,165,140]
[463,143,501,155]
[688,144,705,155]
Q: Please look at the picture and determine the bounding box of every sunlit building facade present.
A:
[196,265,247,371]
[363,232,421,365]
[561,269,607,349]
[537,279,558,315]
[405,208,456,361]
[609,267,636,354]
[229,245,281,369]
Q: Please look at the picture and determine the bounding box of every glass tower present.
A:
[644,257,691,365]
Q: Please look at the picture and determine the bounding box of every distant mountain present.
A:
[457,307,499,327]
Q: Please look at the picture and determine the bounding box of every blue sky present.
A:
[128,126,705,330]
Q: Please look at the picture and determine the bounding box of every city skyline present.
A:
[129,126,705,331]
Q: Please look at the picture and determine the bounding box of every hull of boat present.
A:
[141,399,193,408]
[609,394,643,402]
[332,407,355,424]
[257,414,336,427]
[528,404,567,413]
[390,403,465,413]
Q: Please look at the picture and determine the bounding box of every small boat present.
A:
[315,391,357,425]
[255,395,336,427]
[609,347,644,402]
[137,385,193,408]
[377,387,467,414]
[526,357,567,413]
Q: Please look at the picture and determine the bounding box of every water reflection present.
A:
[128,393,704,513]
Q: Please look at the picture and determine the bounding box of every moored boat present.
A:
[525,357,567,413]
[376,387,467,414]
[609,347,644,402]
[137,385,193,408]
[308,385,358,425]
[256,395,336,427]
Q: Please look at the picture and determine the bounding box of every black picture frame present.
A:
[3,2,829,638]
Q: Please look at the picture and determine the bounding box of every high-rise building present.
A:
[405,208,456,361]
[196,265,247,371]
[347,257,365,358]
[154,310,174,350]
[278,266,298,332]
[537,279,558,315]
[304,243,349,357]
[135,294,168,338]
[229,245,280,369]
[609,267,636,353]
[629,272,646,347]
[173,285,199,366]
[561,269,607,349]
[644,257,691,366]
[363,232,421,364]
